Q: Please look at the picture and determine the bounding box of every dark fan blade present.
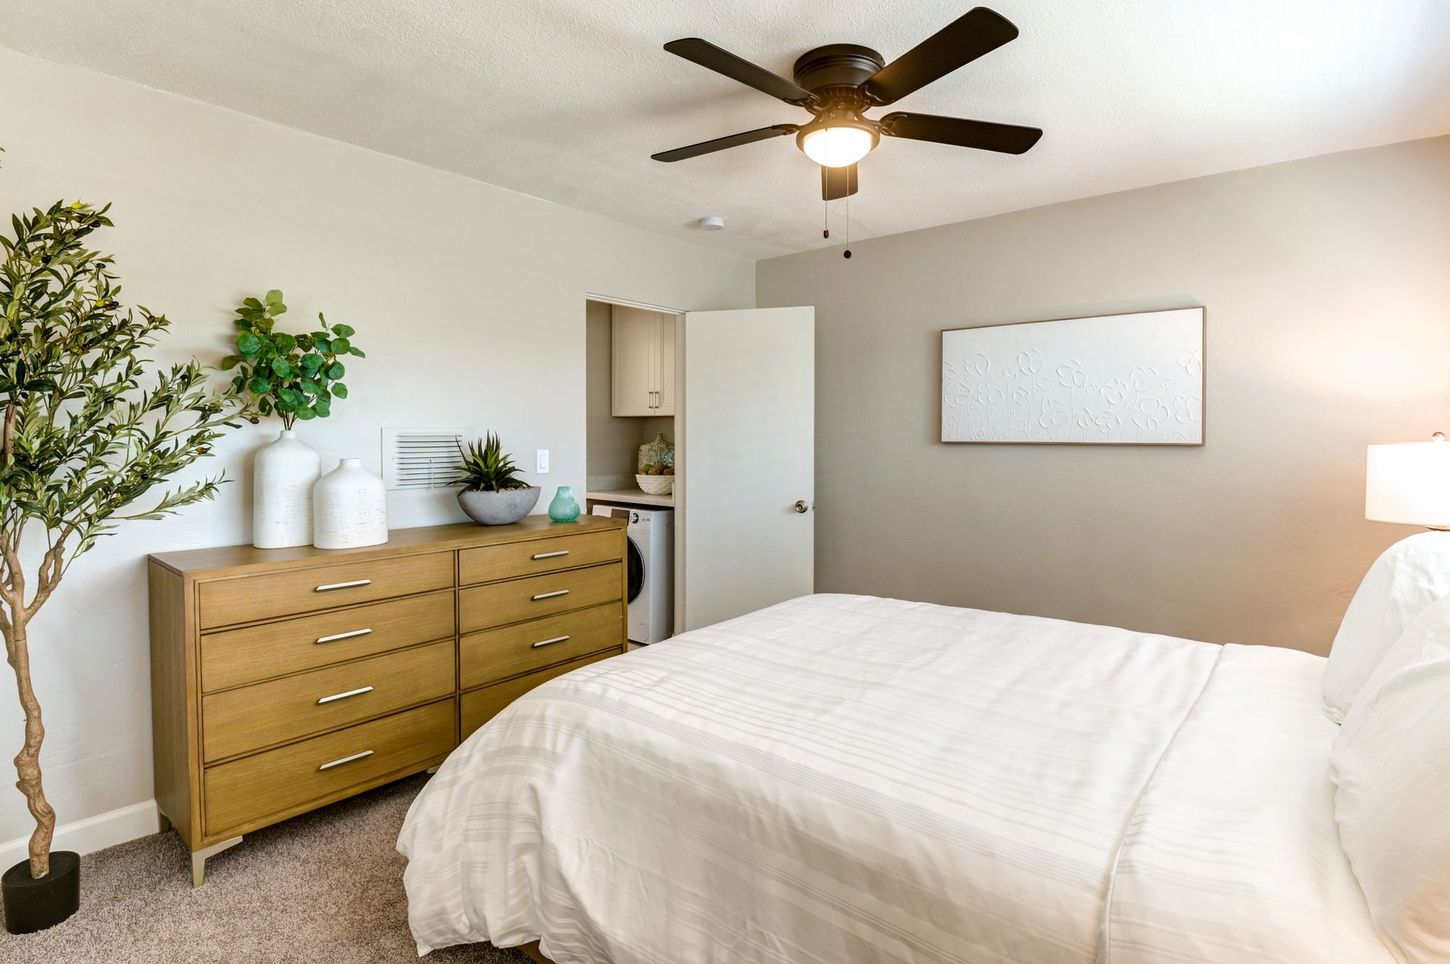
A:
[863,7,1019,105]
[880,112,1041,154]
[651,124,799,162]
[821,164,859,200]
[664,38,816,105]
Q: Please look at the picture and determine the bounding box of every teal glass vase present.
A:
[548,485,581,522]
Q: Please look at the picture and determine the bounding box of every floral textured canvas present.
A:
[941,307,1204,445]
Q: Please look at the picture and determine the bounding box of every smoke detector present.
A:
[698,216,726,231]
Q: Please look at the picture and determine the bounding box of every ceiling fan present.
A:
[651,6,1043,201]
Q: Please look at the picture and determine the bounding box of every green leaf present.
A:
[248,375,273,394]
[236,332,261,355]
[295,406,317,420]
[265,289,284,305]
[219,355,242,371]
[326,362,344,379]
[330,337,350,354]
[299,377,321,395]
[300,354,323,374]
[270,357,292,378]
[313,338,332,353]
[331,323,355,338]
[243,297,264,309]
[271,332,296,353]
[349,348,366,358]
[331,382,348,399]
[313,398,331,418]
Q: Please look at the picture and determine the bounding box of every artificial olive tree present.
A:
[0,199,236,878]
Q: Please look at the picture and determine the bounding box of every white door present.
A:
[677,307,814,631]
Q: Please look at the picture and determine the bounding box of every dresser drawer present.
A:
[460,650,615,739]
[198,552,453,630]
[459,563,621,633]
[200,590,454,693]
[204,698,454,835]
[460,604,623,689]
[202,639,455,762]
[458,529,622,586]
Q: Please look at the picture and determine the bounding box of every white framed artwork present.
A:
[940,307,1204,445]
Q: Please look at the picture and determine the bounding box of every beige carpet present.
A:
[0,774,529,963]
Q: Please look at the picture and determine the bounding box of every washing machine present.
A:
[591,503,674,644]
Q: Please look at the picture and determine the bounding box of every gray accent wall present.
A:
[758,136,1450,655]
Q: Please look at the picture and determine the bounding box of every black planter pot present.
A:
[2,851,80,934]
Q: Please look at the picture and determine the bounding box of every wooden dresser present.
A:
[148,515,627,885]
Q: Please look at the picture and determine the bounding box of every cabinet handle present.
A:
[531,634,571,649]
[531,550,570,560]
[318,749,374,771]
[316,685,374,705]
[315,579,371,593]
[531,589,570,601]
[315,628,373,645]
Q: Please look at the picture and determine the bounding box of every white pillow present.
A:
[1330,601,1450,962]
[1322,530,1450,723]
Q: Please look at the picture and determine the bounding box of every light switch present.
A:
[535,449,550,474]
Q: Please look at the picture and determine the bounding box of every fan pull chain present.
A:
[822,193,829,240]
[843,186,852,259]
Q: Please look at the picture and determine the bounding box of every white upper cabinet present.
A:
[611,306,677,416]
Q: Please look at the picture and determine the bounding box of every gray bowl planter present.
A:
[457,486,541,526]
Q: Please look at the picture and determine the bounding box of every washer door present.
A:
[625,535,645,604]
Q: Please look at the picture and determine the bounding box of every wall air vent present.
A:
[381,427,470,490]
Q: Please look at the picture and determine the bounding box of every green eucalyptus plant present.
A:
[221,289,364,428]
[0,199,237,879]
[454,433,530,492]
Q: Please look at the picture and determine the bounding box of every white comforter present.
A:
[398,594,1389,963]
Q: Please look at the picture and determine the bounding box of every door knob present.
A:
[793,500,811,514]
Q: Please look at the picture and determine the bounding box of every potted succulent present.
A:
[454,433,539,525]
[220,290,364,549]
[0,199,237,932]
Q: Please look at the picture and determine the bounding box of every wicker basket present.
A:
[636,473,674,496]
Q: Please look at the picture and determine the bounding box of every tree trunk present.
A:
[5,617,55,879]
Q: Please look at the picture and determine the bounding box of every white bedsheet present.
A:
[398,594,1388,963]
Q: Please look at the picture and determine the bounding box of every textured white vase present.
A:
[252,429,321,549]
[313,458,388,549]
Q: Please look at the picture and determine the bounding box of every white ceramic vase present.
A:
[252,429,322,549]
[313,458,388,549]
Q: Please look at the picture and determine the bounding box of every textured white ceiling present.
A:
[4,0,1450,258]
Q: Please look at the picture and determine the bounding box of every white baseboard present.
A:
[0,799,159,869]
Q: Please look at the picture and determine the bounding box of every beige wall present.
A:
[0,49,752,854]
[759,136,1450,656]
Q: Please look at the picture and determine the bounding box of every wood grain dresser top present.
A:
[150,515,625,577]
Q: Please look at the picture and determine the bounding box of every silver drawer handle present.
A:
[318,749,373,771]
[531,589,570,601]
[315,579,371,593]
[531,550,570,560]
[316,685,374,705]
[315,628,373,645]
[531,635,571,649]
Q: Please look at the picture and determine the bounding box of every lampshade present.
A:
[1366,434,1450,529]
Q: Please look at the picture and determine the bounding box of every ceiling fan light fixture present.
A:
[797,121,877,168]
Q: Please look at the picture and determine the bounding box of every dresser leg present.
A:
[191,836,243,888]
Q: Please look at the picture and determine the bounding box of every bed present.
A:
[397,593,1391,963]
